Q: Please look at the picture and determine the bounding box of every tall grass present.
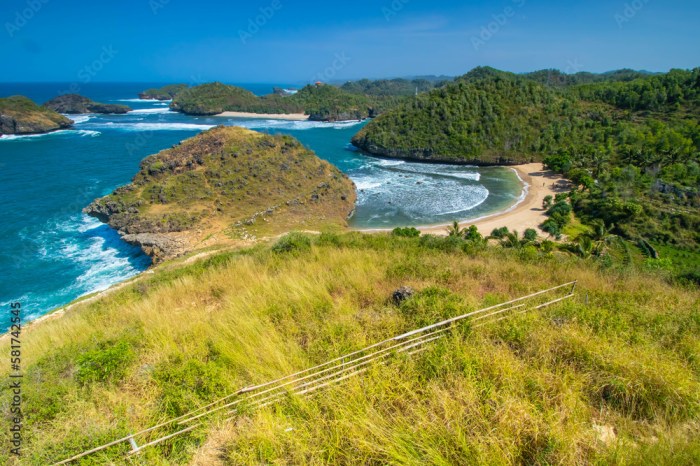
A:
[1,233,698,465]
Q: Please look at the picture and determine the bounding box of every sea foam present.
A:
[0,129,101,141]
[128,108,173,114]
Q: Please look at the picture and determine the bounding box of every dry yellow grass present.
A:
[1,232,698,465]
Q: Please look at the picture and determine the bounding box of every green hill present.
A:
[0,95,73,135]
[1,232,698,464]
[352,67,700,164]
[83,126,356,262]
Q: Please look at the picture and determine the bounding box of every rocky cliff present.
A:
[84,126,356,262]
[0,95,73,135]
[44,94,131,114]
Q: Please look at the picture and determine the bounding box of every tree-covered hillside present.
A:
[352,67,700,255]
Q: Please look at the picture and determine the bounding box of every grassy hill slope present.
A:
[1,232,698,465]
[84,126,356,261]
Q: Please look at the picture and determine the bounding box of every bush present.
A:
[272,232,312,254]
[523,228,538,242]
[490,227,509,239]
[76,340,135,385]
[541,218,562,239]
[392,227,421,238]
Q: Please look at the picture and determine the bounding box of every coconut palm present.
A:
[446,220,465,237]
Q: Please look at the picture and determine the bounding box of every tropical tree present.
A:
[446,220,466,237]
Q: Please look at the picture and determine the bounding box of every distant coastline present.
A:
[214,111,309,120]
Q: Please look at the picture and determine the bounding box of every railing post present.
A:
[128,435,139,454]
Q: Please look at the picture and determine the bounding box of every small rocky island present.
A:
[139,84,188,100]
[0,95,73,136]
[44,94,131,114]
[84,126,356,262]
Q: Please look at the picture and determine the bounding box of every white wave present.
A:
[376,159,405,167]
[108,122,215,132]
[388,161,481,182]
[114,98,170,102]
[128,108,173,114]
[67,114,93,124]
[0,129,100,141]
[76,130,101,137]
[229,119,364,131]
[353,178,384,190]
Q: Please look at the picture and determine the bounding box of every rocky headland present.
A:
[84,126,356,262]
[0,95,73,136]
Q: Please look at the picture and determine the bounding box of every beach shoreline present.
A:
[214,111,310,120]
[355,163,571,236]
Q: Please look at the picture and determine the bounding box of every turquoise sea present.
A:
[0,83,524,327]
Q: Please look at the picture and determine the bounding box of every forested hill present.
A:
[353,67,700,251]
[352,67,700,165]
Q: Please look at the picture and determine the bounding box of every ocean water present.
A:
[0,83,523,326]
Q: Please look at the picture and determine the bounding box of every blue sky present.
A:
[1,0,698,83]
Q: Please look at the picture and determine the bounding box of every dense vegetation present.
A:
[1,231,698,464]
[139,84,189,100]
[170,81,388,120]
[0,95,73,135]
[353,67,700,265]
[521,69,655,88]
[84,126,356,261]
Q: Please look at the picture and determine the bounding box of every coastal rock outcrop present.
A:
[44,94,131,114]
[84,126,356,263]
[139,84,188,100]
[0,95,73,136]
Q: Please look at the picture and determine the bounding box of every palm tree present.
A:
[587,221,618,256]
[574,235,595,259]
[499,230,522,249]
[446,220,465,237]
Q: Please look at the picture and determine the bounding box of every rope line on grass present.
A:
[53,280,576,464]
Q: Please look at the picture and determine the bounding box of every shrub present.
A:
[523,228,538,242]
[490,227,510,239]
[542,195,553,209]
[464,225,483,242]
[272,232,312,254]
[392,227,421,238]
[76,340,135,385]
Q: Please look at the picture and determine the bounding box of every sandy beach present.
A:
[215,111,310,120]
[370,163,571,236]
